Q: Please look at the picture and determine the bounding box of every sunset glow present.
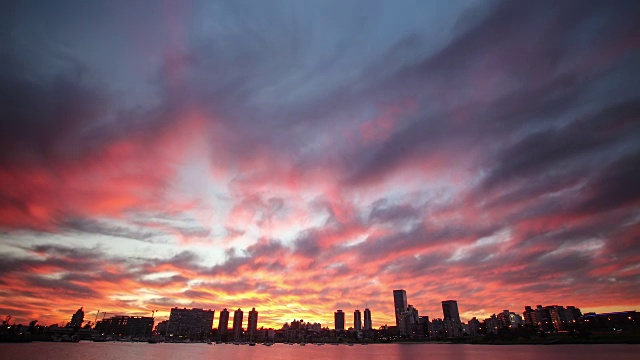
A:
[1,0,640,331]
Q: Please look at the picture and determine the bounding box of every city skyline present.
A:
[23,292,637,334]
[2,1,640,330]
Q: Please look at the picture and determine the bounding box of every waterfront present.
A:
[1,342,638,360]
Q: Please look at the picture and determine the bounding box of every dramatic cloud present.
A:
[1,0,639,329]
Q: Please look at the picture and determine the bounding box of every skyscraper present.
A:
[441,300,461,323]
[232,308,244,341]
[364,308,372,330]
[70,307,84,328]
[335,310,345,331]
[218,308,229,334]
[247,308,258,340]
[393,289,408,328]
[354,309,362,331]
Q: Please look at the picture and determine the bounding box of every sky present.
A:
[1,0,640,330]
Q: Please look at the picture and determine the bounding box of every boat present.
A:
[54,334,79,343]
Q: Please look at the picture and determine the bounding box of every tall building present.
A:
[232,308,244,341]
[335,310,345,331]
[168,308,215,339]
[218,308,229,334]
[393,289,408,329]
[354,309,362,331]
[441,300,462,337]
[441,300,461,323]
[70,307,84,328]
[247,308,258,340]
[364,308,372,330]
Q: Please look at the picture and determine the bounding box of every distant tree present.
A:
[28,320,38,333]
[497,326,515,341]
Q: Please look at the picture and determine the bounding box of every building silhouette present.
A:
[167,307,214,339]
[247,308,258,341]
[393,289,408,329]
[364,308,372,330]
[523,304,582,331]
[441,300,462,337]
[334,310,345,331]
[95,315,154,337]
[354,309,362,331]
[441,300,461,323]
[70,307,84,328]
[232,308,244,341]
[396,303,420,337]
[218,308,229,334]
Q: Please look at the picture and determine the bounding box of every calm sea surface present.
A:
[0,342,638,360]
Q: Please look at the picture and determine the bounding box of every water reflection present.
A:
[1,342,638,360]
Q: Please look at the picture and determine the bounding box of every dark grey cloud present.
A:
[61,218,165,243]
[578,150,640,214]
[368,200,421,225]
[142,250,206,274]
[207,239,288,276]
[140,274,190,288]
[343,0,640,187]
[293,230,323,259]
[483,98,640,190]
[25,275,98,298]
[0,53,110,167]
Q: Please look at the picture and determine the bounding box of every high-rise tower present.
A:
[335,310,345,331]
[218,308,229,334]
[364,308,372,330]
[232,308,244,341]
[441,300,461,323]
[393,289,408,328]
[247,308,258,341]
[354,309,362,331]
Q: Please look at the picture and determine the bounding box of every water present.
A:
[0,342,637,360]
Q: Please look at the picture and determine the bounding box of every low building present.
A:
[95,316,154,337]
[168,307,214,339]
